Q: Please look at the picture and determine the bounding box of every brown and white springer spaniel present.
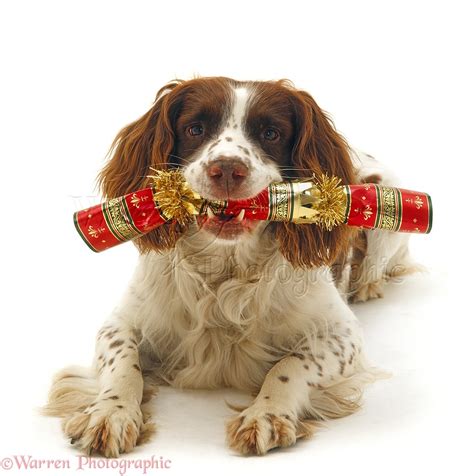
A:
[43,77,415,456]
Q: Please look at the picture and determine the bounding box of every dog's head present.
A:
[99,77,356,267]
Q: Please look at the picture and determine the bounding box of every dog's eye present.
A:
[262,128,280,142]
[187,124,204,137]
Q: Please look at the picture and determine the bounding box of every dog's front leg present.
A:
[63,318,144,457]
[226,291,372,455]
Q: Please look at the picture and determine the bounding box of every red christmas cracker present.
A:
[74,188,167,252]
[206,182,432,234]
[73,171,432,252]
[344,184,432,233]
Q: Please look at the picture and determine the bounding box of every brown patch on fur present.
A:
[141,381,159,404]
[278,376,289,383]
[339,361,346,375]
[237,145,250,155]
[209,140,220,151]
[269,82,356,268]
[362,173,382,184]
[346,231,368,298]
[109,340,124,349]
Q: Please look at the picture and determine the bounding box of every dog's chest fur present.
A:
[128,227,332,391]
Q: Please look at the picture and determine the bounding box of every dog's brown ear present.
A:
[274,85,357,268]
[97,80,187,252]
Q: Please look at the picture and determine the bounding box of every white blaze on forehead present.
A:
[231,87,251,128]
[208,86,253,159]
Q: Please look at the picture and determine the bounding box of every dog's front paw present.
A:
[226,404,317,456]
[63,400,142,457]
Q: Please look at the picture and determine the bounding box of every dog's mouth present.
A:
[196,208,259,240]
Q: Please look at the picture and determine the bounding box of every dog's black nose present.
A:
[206,157,249,194]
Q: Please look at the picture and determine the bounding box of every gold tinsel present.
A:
[149,168,199,225]
[312,174,347,231]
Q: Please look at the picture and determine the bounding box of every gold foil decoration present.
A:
[287,175,348,230]
[149,168,201,225]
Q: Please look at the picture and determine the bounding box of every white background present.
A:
[0,1,471,475]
